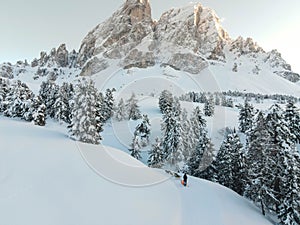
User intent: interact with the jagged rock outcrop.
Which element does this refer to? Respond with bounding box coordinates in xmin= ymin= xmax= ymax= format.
xmin=166 ymin=53 xmax=208 ymax=74
xmin=264 ymin=49 xmax=300 ymax=82
xmin=77 ymin=0 xmax=153 ymax=68
xmin=80 ymin=57 xmax=109 ymax=77
xmin=31 ymin=44 xmax=79 ymax=68
xmin=154 ymin=4 xmax=229 ymax=61
xmin=122 ymin=49 xmax=155 ymax=69
xmin=230 ymin=37 xmax=264 ymax=56
xmin=0 ymin=44 xmax=80 ymax=79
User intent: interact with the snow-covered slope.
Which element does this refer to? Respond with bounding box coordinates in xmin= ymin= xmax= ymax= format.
xmin=0 ymin=117 xmax=272 ymax=225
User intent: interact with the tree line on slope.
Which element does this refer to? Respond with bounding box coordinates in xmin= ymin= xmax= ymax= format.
xmin=148 ymin=90 xmax=300 ymax=225
xmin=180 ymin=90 xmax=299 ymax=106
xmin=0 ymin=77 xmax=141 ymax=144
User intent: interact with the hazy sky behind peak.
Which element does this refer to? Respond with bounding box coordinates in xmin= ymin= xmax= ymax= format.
xmin=0 ymin=0 xmax=299 ymax=73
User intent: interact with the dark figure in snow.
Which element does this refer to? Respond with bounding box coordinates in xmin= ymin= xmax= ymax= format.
xmin=182 ymin=173 xmax=188 ymax=186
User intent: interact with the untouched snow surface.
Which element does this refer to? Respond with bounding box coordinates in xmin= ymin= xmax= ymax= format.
xmin=0 ymin=117 xmax=272 ymax=225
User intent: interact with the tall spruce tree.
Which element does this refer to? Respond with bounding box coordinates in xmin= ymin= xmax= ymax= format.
xmin=278 ymin=150 xmax=300 ymax=225
xmin=245 ymin=111 xmax=272 ymax=216
xmin=239 ymin=100 xmax=255 ymax=133
xmin=187 ymin=128 xmax=214 ymax=178
xmin=158 ymin=90 xmax=173 ymax=114
xmin=39 ymin=79 xmax=59 ymax=118
xmin=190 ymin=106 xmax=206 ymax=153
xmin=32 ymin=96 xmax=46 ymax=126
xmin=102 ymin=88 xmax=115 ymax=122
xmin=53 ymin=82 xmax=73 ymax=123
xmin=264 ymin=104 xmax=295 ymax=213
xmin=215 ymin=129 xmax=246 ymax=195
xmin=181 ymin=109 xmax=193 ymax=160
xmin=284 ymin=101 xmax=300 ymax=144
xmin=161 ymin=97 xmax=184 ymax=169
xmin=204 ymin=94 xmax=215 ymax=116
xmin=69 ymin=79 xmax=103 ymax=144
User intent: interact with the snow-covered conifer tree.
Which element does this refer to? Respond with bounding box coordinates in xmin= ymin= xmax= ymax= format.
xmin=204 ymin=94 xmax=215 ymax=116
xmin=115 ymin=98 xmax=126 ymax=121
xmin=129 ymin=136 xmax=141 ymax=160
xmin=239 ymin=100 xmax=255 ymax=133
xmin=102 ymin=88 xmax=115 ymax=122
xmin=265 ymin=104 xmax=296 ymax=213
xmin=215 ymin=129 xmax=245 ymax=194
xmin=148 ymin=137 xmax=164 ymax=168
xmin=126 ymin=93 xmax=141 ymax=120
xmin=181 ymin=109 xmax=193 ymax=160
xmin=278 ymin=150 xmax=300 ymax=225
xmin=69 ymin=79 xmax=103 ymax=144
xmin=33 ymin=96 xmax=46 ymax=126
xmin=161 ymin=97 xmax=184 ymax=169
xmin=4 ymin=80 xmax=34 ymax=118
xmin=284 ymin=101 xmax=300 ymax=144
xmin=190 ymin=106 xmax=206 ymax=152
xmin=187 ymin=128 xmax=213 ymax=177
xmin=245 ymin=111 xmax=279 ymax=215
xmin=134 ymin=114 xmax=151 ymax=147
xmin=158 ymin=90 xmax=173 ymax=114
xmin=53 ymin=82 xmax=73 ymax=123
xmin=0 ymin=77 xmax=10 ymax=112
xmin=39 ymin=79 xmax=59 ymax=118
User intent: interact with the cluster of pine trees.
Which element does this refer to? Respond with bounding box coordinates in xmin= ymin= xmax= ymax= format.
xmin=0 ymin=77 xmax=46 ymax=126
xmin=147 ymin=90 xmax=214 ymax=171
xmin=114 ymin=93 xmax=142 ymax=121
xmin=0 ymin=77 xmax=117 ymax=144
xmin=180 ymin=91 xmax=234 ymax=109
xmin=190 ymin=100 xmax=300 ymax=224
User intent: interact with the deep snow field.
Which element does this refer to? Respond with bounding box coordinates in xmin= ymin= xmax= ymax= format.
xmin=0 ymin=116 xmax=273 ymax=225
xmin=2 ymin=64 xmax=298 ymax=224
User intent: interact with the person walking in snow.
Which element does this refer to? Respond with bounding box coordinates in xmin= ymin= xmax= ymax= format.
xmin=182 ymin=173 xmax=188 ymax=186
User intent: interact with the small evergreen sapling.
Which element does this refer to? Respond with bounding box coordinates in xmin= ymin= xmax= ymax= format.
xmin=126 ymin=93 xmax=141 ymax=120
xmin=115 ymin=98 xmax=126 ymax=121
xmin=129 ymin=136 xmax=141 ymax=160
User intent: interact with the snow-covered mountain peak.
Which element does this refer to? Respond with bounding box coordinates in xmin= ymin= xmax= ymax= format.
xmin=1 ymin=1 xmax=299 ymax=88
xmin=155 ymin=3 xmax=230 ymax=61
xmin=76 ymin=1 xmax=300 ymax=80
xmin=77 ymin=0 xmax=154 ymax=73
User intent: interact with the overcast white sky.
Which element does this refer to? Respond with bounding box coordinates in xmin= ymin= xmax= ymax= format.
xmin=0 ymin=0 xmax=299 ymax=73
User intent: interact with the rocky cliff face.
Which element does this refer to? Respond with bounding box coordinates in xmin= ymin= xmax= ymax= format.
xmin=1 ymin=1 xmax=299 ymax=83
xmin=0 ymin=44 xmax=80 ymax=79
xmin=77 ymin=0 xmax=154 ymax=76
xmin=76 ymin=1 xmax=299 ymax=82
